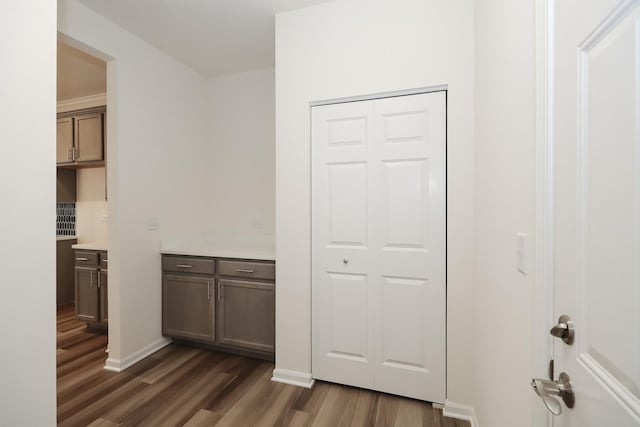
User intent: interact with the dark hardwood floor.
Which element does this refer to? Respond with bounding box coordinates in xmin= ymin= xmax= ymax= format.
xmin=57 ymin=306 xmax=470 ymax=427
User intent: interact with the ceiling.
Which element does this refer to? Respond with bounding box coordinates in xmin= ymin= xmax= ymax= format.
xmin=57 ymin=40 xmax=106 ymax=101
xmin=77 ymin=0 xmax=334 ymax=77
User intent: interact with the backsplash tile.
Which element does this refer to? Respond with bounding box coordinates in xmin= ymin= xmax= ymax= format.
xmin=56 ymin=202 xmax=76 ymax=236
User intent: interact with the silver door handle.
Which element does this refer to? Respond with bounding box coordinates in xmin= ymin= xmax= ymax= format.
xmin=550 ymin=315 xmax=574 ymax=345
xmin=175 ymin=264 xmax=193 ymax=269
xmin=67 ymin=148 xmax=72 ymax=161
xmin=73 ymin=147 xmax=78 ymax=161
xmin=235 ymin=269 xmax=254 ymax=273
xmin=97 ymin=272 xmax=101 ymax=288
xmin=76 ymin=257 xmax=89 ymax=261
xmin=217 ymin=282 xmax=222 ymax=301
xmin=531 ymin=372 xmax=574 ymax=415
xmin=207 ymin=281 xmax=210 ymax=300
xmin=90 ymin=272 xmax=94 ymax=288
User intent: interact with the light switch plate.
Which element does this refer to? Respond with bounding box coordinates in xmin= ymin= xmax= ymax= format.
xmin=516 ymin=232 xmax=527 ymax=275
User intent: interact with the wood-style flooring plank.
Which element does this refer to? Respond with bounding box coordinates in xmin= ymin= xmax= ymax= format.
xmin=183 ymin=409 xmax=224 ymax=427
xmin=57 ymin=307 xmax=470 ymax=427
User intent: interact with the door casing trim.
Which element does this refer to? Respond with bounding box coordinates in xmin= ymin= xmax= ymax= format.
xmin=309 ymin=85 xmax=448 ymax=107
xmin=533 ymin=1 xmax=554 ymax=426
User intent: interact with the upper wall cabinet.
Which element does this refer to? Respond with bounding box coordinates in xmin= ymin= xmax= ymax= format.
xmin=57 ymin=107 xmax=105 ymax=167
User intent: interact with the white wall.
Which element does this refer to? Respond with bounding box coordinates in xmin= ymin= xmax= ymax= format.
xmin=207 ymin=67 xmax=275 ymax=235
xmin=76 ymin=167 xmax=108 ymax=244
xmin=0 ymin=0 xmax=57 ymax=424
xmin=473 ymin=1 xmax=536 ymax=425
xmin=275 ymin=0 xmax=476 ymax=406
xmin=58 ymin=0 xmax=210 ymax=368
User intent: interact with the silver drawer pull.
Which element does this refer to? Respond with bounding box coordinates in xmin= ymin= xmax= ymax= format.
xmin=76 ymin=257 xmax=89 ymax=261
xmin=102 ymin=259 xmax=108 ymax=263
xmin=175 ymin=264 xmax=193 ymax=268
xmin=236 ymin=269 xmax=255 ymax=274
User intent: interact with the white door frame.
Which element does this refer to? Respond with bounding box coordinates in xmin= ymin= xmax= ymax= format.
xmin=533 ymin=0 xmax=554 ymax=425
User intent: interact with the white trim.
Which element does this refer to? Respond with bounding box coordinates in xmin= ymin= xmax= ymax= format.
xmin=309 ymin=85 xmax=447 ymax=107
xmin=57 ymin=93 xmax=106 ymax=113
xmin=271 ymin=368 xmax=316 ymax=388
xmin=532 ymin=1 xmax=555 ymax=427
xmin=103 ymin=337 xmax=171 ymax=372
xmin=578 ymin=0 xmax=640 ymax=51
xmin=443 ymin=400 xmax=479 ymax=427
xmin=578 ymin=354 xmax=640 ymax=421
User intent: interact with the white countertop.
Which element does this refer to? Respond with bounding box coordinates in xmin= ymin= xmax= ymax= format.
xmin=56 ymin=236 xmax=77 ymax=241
xmin=161 ymin=232 xmax=275 ymax=261
xmin=161 ymin=242 xmax=275 ymax=261
xmin=72 ymin=242 xmax=108 ymax=251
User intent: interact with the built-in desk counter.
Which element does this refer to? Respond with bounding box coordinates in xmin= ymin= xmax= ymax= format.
xmin=160 ymin=236 xmax=275 ymax=360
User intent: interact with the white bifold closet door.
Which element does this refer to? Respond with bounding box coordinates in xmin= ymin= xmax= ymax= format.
xmin=311 ymin=91 xmax=446 ymax=403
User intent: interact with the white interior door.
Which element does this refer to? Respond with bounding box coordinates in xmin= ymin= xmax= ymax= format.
xmin=311 ymin=91 xmax=446 ymax=403
xmin=551 ymin=0 xmax=640 ymax=425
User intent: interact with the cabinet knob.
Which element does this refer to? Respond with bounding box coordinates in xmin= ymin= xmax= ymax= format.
xmin=343 ymin=258 xmax=349 ymax=264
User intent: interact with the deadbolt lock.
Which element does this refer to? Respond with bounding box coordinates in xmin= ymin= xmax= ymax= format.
xmin=550 ymin=314 xmax=575 ymax=345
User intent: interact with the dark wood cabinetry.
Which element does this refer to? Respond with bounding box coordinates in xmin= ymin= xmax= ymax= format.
xmin=75 ymin=250 xmax=108 ymax=326
xmin=75 ymin=267 xmax=99 ymax=322
xmin=216 ymin=279 xmax=275 ymax=353
xmin=56 ymin=168 xmax=77 ymax=203
xmin=57 ymin=239 xmax=77 ymax=305
xmin=57 ymin=108 xmax=105 ymax=167
xmin=161 ymin=255 xmax=275 ymax=359
xmin=163 ymin=274 xmax=215 ymax=342
xmin=99 ymin=269 xmax=108 ymax=324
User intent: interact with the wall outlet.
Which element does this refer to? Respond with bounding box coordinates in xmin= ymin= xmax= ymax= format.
xmin=516 ymin=232 xmax=527 ymax=275
xmin=146 ymin=217 xmax=160 ymax=231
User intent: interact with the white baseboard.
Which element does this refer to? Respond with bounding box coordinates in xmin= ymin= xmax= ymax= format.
xmin=443 ymin=400 xmax=480 ymax=427
xmin=104 ymin=337 xmax=171 ymax=372
xmin=271 ymin=368 xmax=316 ymax=389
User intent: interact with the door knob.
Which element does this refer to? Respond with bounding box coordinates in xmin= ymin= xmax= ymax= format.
xmin=531 ymin=372 xmax=575 ymax=415
xmin=550 ymin=314 xmax=574 ymax=345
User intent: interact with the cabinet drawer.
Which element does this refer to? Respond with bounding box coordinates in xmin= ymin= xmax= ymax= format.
xmin=162 ymin=256 xmax=215 ymax=275
xmin=217 ymin=260 xmax=275 ymax=280
xmin=75 ymin=251 xmax=99 ymax=267
xmin=99 ymin=251 xmax=108 ymax=269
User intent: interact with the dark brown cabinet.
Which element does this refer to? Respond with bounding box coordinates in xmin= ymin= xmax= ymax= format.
xmin=162 ymin=256 xmax=215 ymax=342
xmin=75 ymin=267 xmax=99 ymax=322
xmin=56 ymin=168 xmax=77 ymax=203
xmin=75 ymin=250 xmax=108 ymax=326
xmin=57 ymin=239 xmax=77 ymax=306
xmin=57 ymin=108 xmax=105 ymax=167
xmin=163 ymin=274 xmax=215 ymax=342
xmin=161 ymin=255 xmax=275 ymax=359
xmin=99 ymin=269 xmax=108 ymax=324
xmin=56 ymin=117 xmax=74 ymax=164
xmin=216 ymin=279 xmax=275 ymax=353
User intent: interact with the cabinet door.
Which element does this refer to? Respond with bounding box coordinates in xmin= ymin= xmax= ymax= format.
xmin=216 ymin=279 xmax=275 ymax=353
xmin=56 ymin=239 xmax=76 ymax=305
xmin=74 ymin=113 xmax=103 ymax=162
xmin=163 ymin=274 xmax=214 ymax=342
xmin=56 ymin=168 xmax=77 ymax=203
xmin=75 ymin=268 xmax=99 ymax=322
xmin=99 ymin=270 xmax=108 ymax=324
xmin=56 ymin=117 xmax=74 ymax=164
